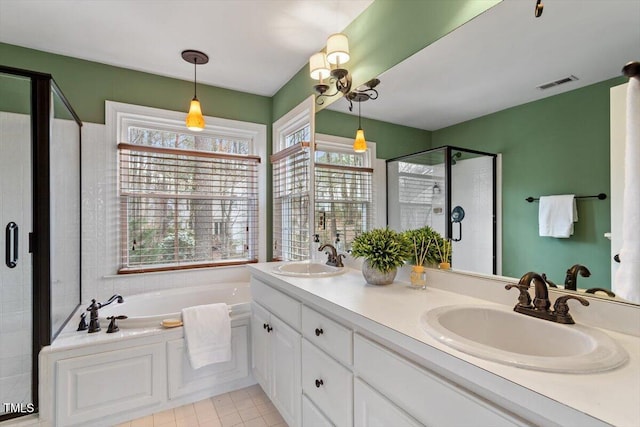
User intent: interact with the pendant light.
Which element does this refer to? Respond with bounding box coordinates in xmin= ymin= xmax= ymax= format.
xmin=182 ymin=50 xmax=209 ymax=131
xmin=353 ymin=100 xmax=367 ymax=153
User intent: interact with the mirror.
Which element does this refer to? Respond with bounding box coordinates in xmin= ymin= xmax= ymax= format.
xmin=328 ymin=1 xmax=640 ymax=303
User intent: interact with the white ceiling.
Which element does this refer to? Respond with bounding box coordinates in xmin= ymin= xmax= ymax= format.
xmin=329 ymin=0 xmax=640 ymax=130
xmin=0 ymin=0 xmax=373 ymax=96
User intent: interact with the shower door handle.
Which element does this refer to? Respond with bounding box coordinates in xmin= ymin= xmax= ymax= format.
xmin=5 ymin=222 xmax=18 ymax=268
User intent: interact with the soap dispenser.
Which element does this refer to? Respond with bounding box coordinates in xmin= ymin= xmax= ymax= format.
xmin=312 ymin=234 xmax=321 ymax=262
xmin=335 ymin=233 xmax=343 ymax=252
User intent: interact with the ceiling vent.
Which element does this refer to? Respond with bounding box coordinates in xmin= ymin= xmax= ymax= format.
xmin=537 ymin=75 xmax=579 ymax=90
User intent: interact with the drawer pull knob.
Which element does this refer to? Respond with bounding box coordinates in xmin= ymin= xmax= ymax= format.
xmin=263 ymin=323 xmax=273 ymax=332
xmin=315 ymin=328 xmax=324 ymax=336
xmin=315 ymin=379 xmax=324 ymax=388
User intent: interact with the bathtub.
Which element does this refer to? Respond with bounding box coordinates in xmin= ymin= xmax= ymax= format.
xmin=43 ymin=282 xmax=255 ymax=427
xmin=99 ymin=282 xmax=251 ymax=328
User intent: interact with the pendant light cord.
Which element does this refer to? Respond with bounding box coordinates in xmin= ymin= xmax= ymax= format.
xmin=358 ymin=101 xmax=362 ymax=129
xmin=193 ymin=58 xmax=198 ymax=99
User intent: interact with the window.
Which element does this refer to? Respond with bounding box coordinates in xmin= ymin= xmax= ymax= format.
xmin=271 ymin=98 xmax=374 ymax=261
xmin=113 ymin=103 xmax=265 ymax=273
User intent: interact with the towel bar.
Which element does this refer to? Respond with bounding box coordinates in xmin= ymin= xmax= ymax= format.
xmin=526 ymin=193 xmax=607 ymax=203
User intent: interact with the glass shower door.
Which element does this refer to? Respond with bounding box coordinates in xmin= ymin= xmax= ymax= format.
xmin=0 ymin=72 xmax=33 ymax=418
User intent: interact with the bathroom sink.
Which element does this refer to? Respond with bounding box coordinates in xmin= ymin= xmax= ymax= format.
xmin=272 ymin=261 xmax=345 ymax=278
xmin=420 ymin=305 xmax=628 ymax=373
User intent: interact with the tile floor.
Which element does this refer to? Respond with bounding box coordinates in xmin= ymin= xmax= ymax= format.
xmin=114 ymin=385 xmax=287 ymax=427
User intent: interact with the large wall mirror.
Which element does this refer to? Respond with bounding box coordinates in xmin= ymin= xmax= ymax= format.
xmin=332 ymin=1 xmax=640 ymax=304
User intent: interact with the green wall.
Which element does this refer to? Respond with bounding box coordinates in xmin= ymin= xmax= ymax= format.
xmin=0 ymin=42 xmax=272 ymax=126
xmin=272 ymin=0 xmax=501 ymax=122
xmin=432 ymin=77 xmax=625 ymax=288
xmin=316 ymin=109 xmax=430 ymax=159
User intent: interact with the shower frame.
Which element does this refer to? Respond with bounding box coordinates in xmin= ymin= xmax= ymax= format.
xmin=0 ymin=65 xmax=82 ymax=421
xmin=386 ymin=145 xmax=498 ymax=274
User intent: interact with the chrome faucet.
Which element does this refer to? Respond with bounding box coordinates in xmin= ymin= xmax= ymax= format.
xmin=506 ymin=271 xmax=590 ymax=324
xmin=564 ymin=264 xmax=591 ymax=291
xmin=318 ymin=243 xmax=345 ymax=267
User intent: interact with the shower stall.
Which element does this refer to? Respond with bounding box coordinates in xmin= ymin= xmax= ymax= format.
xmin=387 ymin=146 xmax=497 ymax=275
xmin=0 ymin=66 xmax=81 ymax=421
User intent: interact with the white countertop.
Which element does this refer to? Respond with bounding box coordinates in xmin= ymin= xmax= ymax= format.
xmin=248 ymin=262 xmax=640 ymax=426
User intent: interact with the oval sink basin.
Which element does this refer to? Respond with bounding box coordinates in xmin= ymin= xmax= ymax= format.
xmin=272 ymin=261 xmax=345 ymax=278
xmin=421 ymin=305 xmax=628 ymax=373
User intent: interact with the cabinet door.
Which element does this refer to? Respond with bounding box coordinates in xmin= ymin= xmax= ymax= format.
xmin=354 ymin=379 xmax=421 ymax=427
xmin=251 ymin=302 xmax=271 ymax=390
xmin=270 ymin=314 xmax=301 ymax=427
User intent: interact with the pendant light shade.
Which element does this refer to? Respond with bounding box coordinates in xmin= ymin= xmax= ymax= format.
xmin=186 ymin=97 xmax=205 ymax=131
xmin=353 ymin=101 xmax=367 ymax=152
xmin=353 ymin=128 xmax=366 ymax=152
xmin=182 ymin=49 xmax=209 ymax=132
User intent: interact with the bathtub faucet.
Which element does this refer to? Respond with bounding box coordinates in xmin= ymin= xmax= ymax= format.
xmin=101 ymin=294 xmax=124 ymax=307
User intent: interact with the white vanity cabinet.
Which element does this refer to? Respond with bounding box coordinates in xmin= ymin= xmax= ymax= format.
xmin=251 ymin=278 xmax=302 ymax=427
xmin=300 ymin=305 xmax=354 ymax=426
xmin=354 ymin=334 xmax=523 ymax=426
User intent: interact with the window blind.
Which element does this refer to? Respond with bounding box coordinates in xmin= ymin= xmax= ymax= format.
xmin=314 ymin=162 xmax=373 ymax=251
xmin=118 ymin=142 xmax=259 ymax=272
xmin=271 ymin=142 xmax=311 ymax=261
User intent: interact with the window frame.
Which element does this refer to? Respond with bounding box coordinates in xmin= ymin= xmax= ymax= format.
xmin=107 ymin=101 xmax=267 ymax=273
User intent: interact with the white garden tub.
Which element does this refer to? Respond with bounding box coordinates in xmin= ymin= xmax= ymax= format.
xmin=99 ymin=282 xmax=251 ymax=328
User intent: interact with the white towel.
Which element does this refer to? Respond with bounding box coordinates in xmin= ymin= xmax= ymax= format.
xmin=538 ymin=195 xmax=577 ymax=238
xmin=182 ymin=303 xmax=231 ymax=369
xmin=614 ymin=76 xmax=640 ymax=303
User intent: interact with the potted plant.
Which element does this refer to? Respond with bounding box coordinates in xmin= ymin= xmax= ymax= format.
xmin=350 ymin=228 xmax=411 ymax=285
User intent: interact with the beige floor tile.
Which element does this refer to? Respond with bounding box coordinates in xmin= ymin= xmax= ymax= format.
xmin=131 ymin=415 xmax=154 ymax=427
xmin=250 ymin=394 xmax=270 ymax=407
xmin=155 ymin=421 xmax=177 ymax=427
xmin=195 ymin=398 xmax=219 ymax=421
xmin=211 ymin=393 xmax=233 ymax=407
xmin=219 ymin=411 xmax=243 ymax=427
xmin=234 ymin=397 xmax=256 ymax=411
xmin=243 ymin=417 xmax=268 ymax=427
xmin=214 ymin=402 xmax=238 ymax=417
xmin=174 ymin=404 xmax=197 ymax=420
xmin=238 ymin=406 xmax=261 ymax=422
xmin=175 ymin=416 xmax=200 ymax=427
xmin=270 ymin=423 xmax=288 ymax=427
xmin=245 ymin=384 xmax=265 ymax=397
xmin=229 ymin=389 xmax=251 ymax=403
xmin=153 ymin=409 xmax=176 ymax=425
xmin=255 ymin=402 xmax=277 ymax=416
xmin=262 ymin=411 xmax=285 ymax=427
xmin=198 ymin=417 xmax=223 ymax=427
xmin=113 ymin=423 xmax=132 ymax=427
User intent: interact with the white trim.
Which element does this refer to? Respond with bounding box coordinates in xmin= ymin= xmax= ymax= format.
xmin=105 ymin=100 xmax=267 ymax=265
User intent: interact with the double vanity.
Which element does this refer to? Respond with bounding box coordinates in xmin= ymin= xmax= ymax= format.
xmin=248 ymin=261 xmax=640 ymax=426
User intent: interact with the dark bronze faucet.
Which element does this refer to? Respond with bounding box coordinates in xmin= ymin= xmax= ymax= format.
xmin=506 ymin=272 xmax=590 ymax=324
xmin=564 ymin=264 xmax=591 ymax=291
xmin=318 ymin=243 xmax=345 ymax=267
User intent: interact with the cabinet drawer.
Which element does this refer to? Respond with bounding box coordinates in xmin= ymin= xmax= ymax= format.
xmin=251 ymin=277 xmax=301 ymax=330
xmin=302 ymin=339 xmax=353 ymax=427
xmin=354 ymin=334 xmax=519 ymax=427
xmin=354 ymin=378 xmax=421 ymax=427
xmin=302 ymin=394 xmax=334 ymax=427
xmin=302 ymin=305 xmax=353 ymax=365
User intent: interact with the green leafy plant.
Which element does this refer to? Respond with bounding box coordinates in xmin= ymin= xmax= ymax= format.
xmin=403 ymin=226 xmax=449 ymax=266
xmin=350 ymin=228 xmax=411 ymax=273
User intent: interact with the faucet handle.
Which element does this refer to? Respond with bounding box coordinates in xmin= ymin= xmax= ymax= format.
xmin=505 ymin=284 xmax=533 ymax=308
xmin=553 ymin=295 xmax=590 ymax=324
